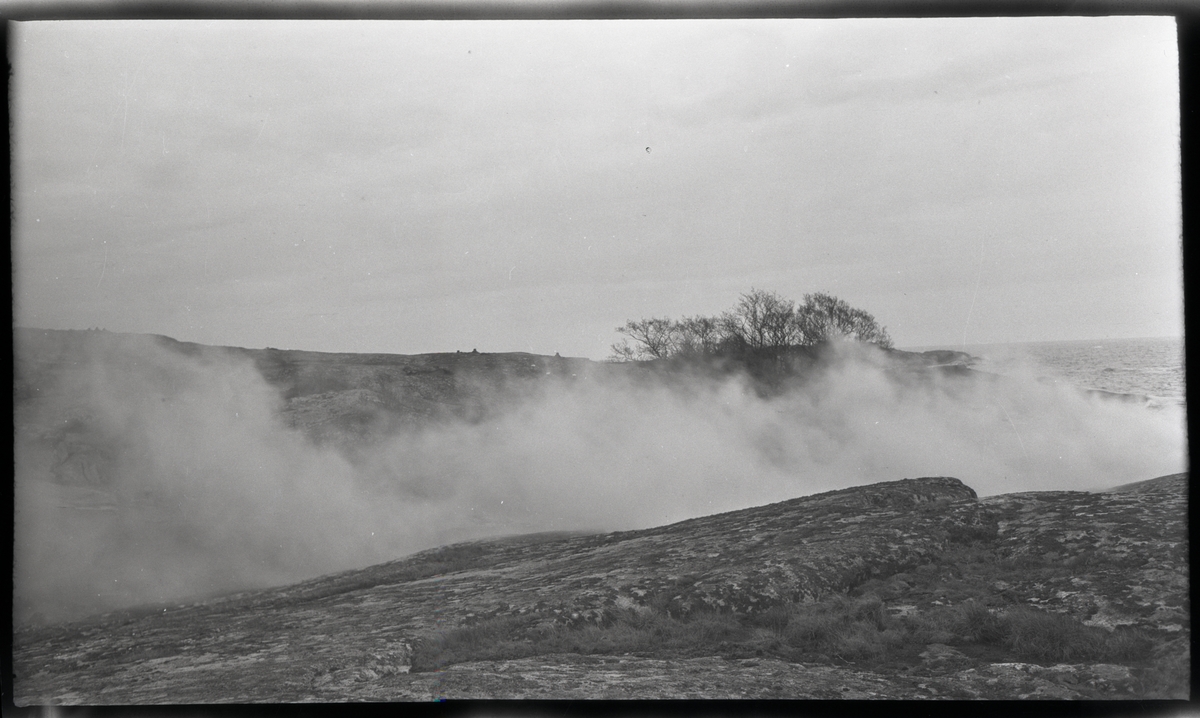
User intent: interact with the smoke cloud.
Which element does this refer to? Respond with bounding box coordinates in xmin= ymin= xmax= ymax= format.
xmin=13 ymin=336 xmax=1186 ymax=624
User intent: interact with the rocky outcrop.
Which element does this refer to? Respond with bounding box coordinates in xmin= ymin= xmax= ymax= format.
xmin=974 ymin=473 xmax=1190 ymax=689
xmin=11 ymin=473 xmax=1187 ymax=703
xmin=979 ymin=473 xmax=1188 ymax=634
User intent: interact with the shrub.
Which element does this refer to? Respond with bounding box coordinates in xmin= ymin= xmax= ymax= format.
xmin=1000 ymin=608 xmax=1152 ymax=663
xmin=410 ymin=614 xmax=536 ymax=671
xmin=747 ymin=604 xmax=791 ymax=634
xmin=779 ymin=595 xmax=896 ymax=659
xmin=950 ymin=600 xmax=1007 ymax=643
xmin=834 ymin=626 xmax=888 ymax=660
xmin=782 ymin=612 xmax=839 ymax=654
xmin=847 ymin=595 xmax=889 ymax=631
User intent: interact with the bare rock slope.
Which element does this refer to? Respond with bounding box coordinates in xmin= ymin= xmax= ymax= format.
xmin=12 ymin=473 xmax=1188 ymax=702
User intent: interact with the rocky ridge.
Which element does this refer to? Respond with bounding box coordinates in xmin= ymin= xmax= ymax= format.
xmin=11 ymin=473 xmax=1188 ymax=702
xmin=14 ymin=328 xmax=977 ymax=462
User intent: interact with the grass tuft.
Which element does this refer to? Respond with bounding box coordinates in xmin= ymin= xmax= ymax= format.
xmin=949 ymin=600 xmax=1007 ymax=643
xmin=999 ymin=607 xmax=1153 ymax=663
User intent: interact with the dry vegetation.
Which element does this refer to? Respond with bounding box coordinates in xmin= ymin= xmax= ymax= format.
xmin=410 ymin=541 xmax=1165 ymax=688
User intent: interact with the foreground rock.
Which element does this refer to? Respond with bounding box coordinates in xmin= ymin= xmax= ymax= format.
xmin=348 ymin=654 xmax=1144 ymax=700
xmin=12 ymin=474 xmax=1188 ymax=703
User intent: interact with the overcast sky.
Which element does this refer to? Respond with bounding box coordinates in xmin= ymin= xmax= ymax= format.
xmin=12 ymin=17 xmax=1181 ymax=358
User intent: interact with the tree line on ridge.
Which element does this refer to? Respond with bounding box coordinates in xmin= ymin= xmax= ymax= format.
xmin=610 ymin=289 xmax=893 ymax=362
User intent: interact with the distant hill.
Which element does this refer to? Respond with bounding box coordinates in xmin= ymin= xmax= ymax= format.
xmin=13 ymin=327 xmax=979 ymax=463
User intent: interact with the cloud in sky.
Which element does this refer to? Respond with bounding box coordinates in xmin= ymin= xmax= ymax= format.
xmin=13 ymin=17 xmax=1181 ymax=357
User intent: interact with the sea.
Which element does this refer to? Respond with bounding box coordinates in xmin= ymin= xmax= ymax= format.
xmin=912 ymin=337 xmax=1186 ymax=408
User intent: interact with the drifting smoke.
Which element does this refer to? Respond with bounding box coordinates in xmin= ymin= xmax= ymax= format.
xmin=13 ymin=335 xmax=1187 ymax=624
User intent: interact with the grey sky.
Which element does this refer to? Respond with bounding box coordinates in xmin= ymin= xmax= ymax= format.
xmin=12 ymin=17 xmax=1181 ymax=357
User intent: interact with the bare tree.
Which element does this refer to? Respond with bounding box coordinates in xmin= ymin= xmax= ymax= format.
xmin=761 ymin=293 xmax=798 ymax=347
xmin=675 ymin=315 xmax=723 ymax=355
xmin=609 ymin=317 xmax=679 ymax=360
xmin=610 ymin=289 xmax=893 ymax=361
xmin=720 ymin=289 xmax=797 ymax=349
xmin=793 ymin=292 xmax=893 ymax=348
xmin=608 ymin=340 xmax=640 ymax=362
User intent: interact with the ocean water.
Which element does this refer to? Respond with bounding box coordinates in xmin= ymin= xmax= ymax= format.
xmin=938 ymin=337 xmax=1186 ymax=407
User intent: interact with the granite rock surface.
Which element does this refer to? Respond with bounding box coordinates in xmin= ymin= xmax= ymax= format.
xmin=12 ymin=474 xmax=1187 ymax=703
